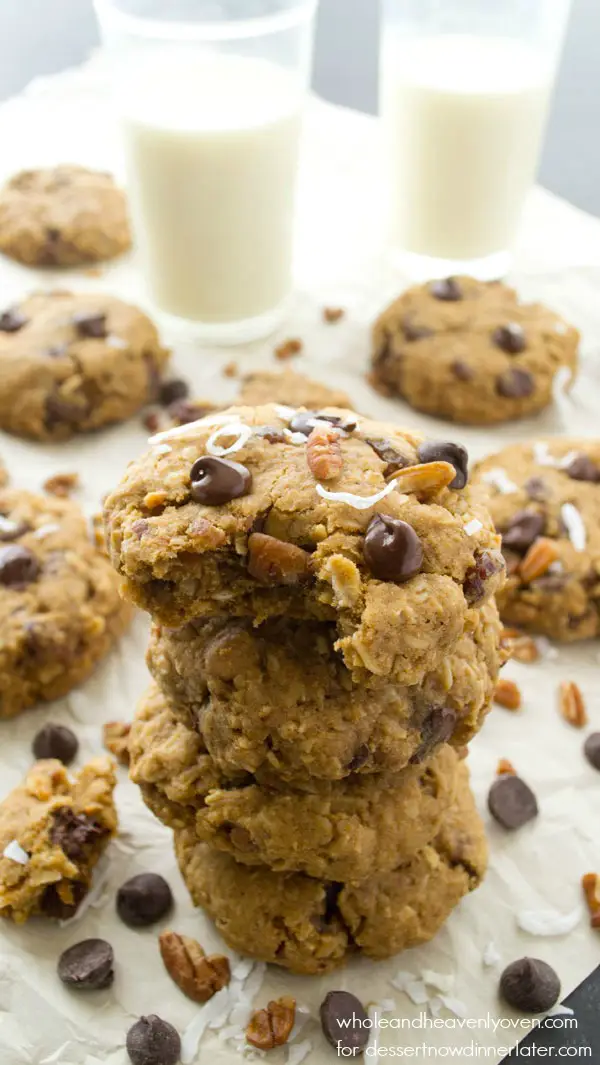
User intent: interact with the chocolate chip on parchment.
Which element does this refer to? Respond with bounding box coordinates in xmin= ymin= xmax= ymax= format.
xmin=73 ymin=311 xmax=107 ymax=339
xmin=402 ymin=316 xmax=433 ymax=341
xmin=496 ymin=367 xmax=535 ymax=399
xmin=492 ymin=323 xmax=527 ymax=354
xmin=565 ymin=453 xmax=600 ymax=483
xmin=158 ymin=379 xmax=189 ymax=407
xmin=0 ymin=544 xmax=40 ymax=587
xmin=430 ymin=277 xmax=462 ymax=302
xmin=488 ymin=775 xmax=538 ymax=830
xmin=50 ymin=809 xmax=105 ymax=860
xmin=32 ymin=723 xmax=79 ymax=765
xmin=502 ymin=510 xmax=545 ymax=554
xmin=584 ymin=732 xmax=600 ymax=771
xmin=190 ymin=456 xmax=252 ymax=506
xmin=364 ymin=515 xmax=423 ymax=583
xmin=57 ymin=938 xmax=114 ymax=991
xmin=126 ymin=1015 xmax=181 ymax=1065
xmin=116 ymin=872 xmax=173 ymax=928
xmin=452 ymin=359 xmax=474 ymax=382
xmin=500 ymin=958 xmax=560 ymax=1014
xmin=0 ymin=307 xmax=27 ymax=333
xmin=320 ymin=990 xmax=369 ymax=1054
xmin=417 ymin=440 xmax=469 ymax=489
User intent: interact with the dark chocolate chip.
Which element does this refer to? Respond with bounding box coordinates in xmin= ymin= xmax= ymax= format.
xmin=500 ymin=958 xmax=560 ymax=1014
xmin=463 ymin=550 xmax=504 ymax=604
xmin=320 ymin=991 xmax=369 ymax=1054
xmin=0 ymin=307 xmax=28 ymax=333
xmin=502 ymin=510 xmax=546 ymax=554
xmin=45 ymin=391 xmax=89 ymax=428
xmin=323 ymin=882 xmax=343 ymax=924
xmin=430 ymin=277 xmax=462 ymax=302
xmin=0 ymin=544 xmax=40 ymax=587
xmin=0 ymin=516 xmax=30 ymax=542
xmin=488 ymin=775 xmax=538 ymax=830
xmin=492 ymin=323 xmax=527 ymax=354
xmin=58 ymin=938 xmax=114 ymax=991
xmin=42 ymin=880 xmax=87 ymax=919
xmin=347 ymin=744 xmax=370 ymax=772
xmin=116 ymin=873 xmax=173 ymax=928
xmin=50 ymin=808 xmax=105 ymax=860
xmin=190 ymin=456 xmax=252 ymax=506
xmin=417 ymin=440 xmax=469 ymax=489
xmin=255 ymin=425 xmax=287 ymax=444
xmin=565 ymin=453 xmax=600 ymax=483
xmin=168 ymin=400 xmax=213 ymax=426
xmin=496 ymin=367 xmax=535 ymax=399
xmin=410 ymin=708 xmax=457 ymax=764
xmin=402 ymin=316 xmax=433 ymax=341
xmin=73 ymin=311 xmax=107 ymax=339
xmin=32 ymin=723 xmax=79 ymax=765
xmin=452 ymin=359 xmax=474 ymax=382
xmin=364 ymin=515 xmax=423 ymax=583
xmin=584 ymin=732 xmax=600 ymax=771
xmin=158 ymin=379 xmax=189 ymax=407
xmin=126 ymin=1015 xmax=181 ymax=1065
xmin=316 ymin=410 xmax=358 ymax=433
xmin=365 ymin=438 xmax=411 ymax=476
xmin=524 ymin=476 xmax=549 ymax=502
xmin=289 ymin=410 xmax=356 ymax=437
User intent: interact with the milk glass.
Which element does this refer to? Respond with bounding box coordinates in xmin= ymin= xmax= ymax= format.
xmin=94 ymin=0 xmax=318 ymax=342
xmin=381 ymin=0 xmax=573 ymax=279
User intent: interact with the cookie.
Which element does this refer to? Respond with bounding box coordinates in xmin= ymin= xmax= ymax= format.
xmin=0 ymin=165 xmax=131 ymax=266
xmin=0 ymin=290 xmax=170 ymax=440
xmin=238 ymin=369 xmax=352 ymax=410
xmin=474 ymin=439 xmax=600 ymax=641
xmin=371 ymin=277 xmax=579 ymax=425
xmin=104 ymin=404 xmax=504 ymax=686
xmin=0 ymin=458 xmax=7 ymax=487
xmin=129 ymin=683 xmax=460 ymax=880
xmin=174 ymin=765 xmax=486 ymax=974
xmin=146 ymin=602 xmax=501 ymax=786
xmin=0 ymin=488 xmax=131 ymax=718
xmin=0 ymin=757 xmax=117 ymax=922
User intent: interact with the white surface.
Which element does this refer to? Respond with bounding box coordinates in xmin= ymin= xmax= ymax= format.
xmin=1 ymin=53 xmax=600 ymax=1065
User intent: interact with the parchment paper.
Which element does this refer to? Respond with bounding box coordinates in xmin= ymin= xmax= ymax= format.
xmin=0 ymin=53 xmax=599 ymax=1065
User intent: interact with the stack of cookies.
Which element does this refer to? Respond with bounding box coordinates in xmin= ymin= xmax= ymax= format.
xmin=104 ymin=403 xmax=506 ymax=974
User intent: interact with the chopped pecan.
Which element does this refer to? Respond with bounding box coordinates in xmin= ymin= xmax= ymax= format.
xmin=581 ymin=873 xmax=600 ymax=928
xmin=494 ymin=678 xmax=522 ymax=711
xmin=558 ymin=681 xmax=588 ymax=728
xmin=274 ymin=338 xmax=303 ymax=361
xmin=222 ymin=360 xmax=238 ymax=378
xmin=246 ymin=996 xmax=296 ymax=1050
xmin=389 ymin=460 xmax=456 ymax=497
xmin=306 ymin=423 xmax=343 ymax=482
xmin=247 ymin=533 xmax=311 ymax=585
xmin=323 ymin=306 xmax=345 ymax=323
xmin=43 ymin=472 xmax=80 ymax=498
xmin=102 ymin=721 xmax=131 ymax=765
xmin=159 ymin=930 xmax=230 ymax=1003
xmin=518 ymin=537 xmax=560 ymax=583
xmin=497 ymin=758 xmax=517 ymax=776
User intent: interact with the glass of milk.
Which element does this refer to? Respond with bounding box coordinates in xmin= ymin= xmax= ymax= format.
xmin=381 ymin=0 xmax=573 ymax=279
xmin=94 ymin=0 xmax=318 ymax=342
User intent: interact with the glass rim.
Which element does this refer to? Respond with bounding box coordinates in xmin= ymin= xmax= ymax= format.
xmin=93 ymin=0 xmax=319 ymax=41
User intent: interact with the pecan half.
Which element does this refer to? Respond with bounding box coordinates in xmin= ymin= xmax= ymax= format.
xmin=274 ymin=338 xmax=302 ymax=360
xmin=246 ymin=996 xmax=296 ymax=1050
xmin=558 ymin=681 xmax=587 ymax=728
xmin=581 ymin=873 xmax=600 ymax=928
xmin=323 ymin=306 xmax=345 ymax=323
xmin=102 ymin=721 xmax=131 ymax=765
xmin=247 ymin=533 xmax=311 ymax=585
xmin=389 ymin=460 xmax=456 ymax=497
xmin=159 ymin=931 xmax=230 ymax=1003
xmin=306 ymin=424 xmax=343 ymax=482
xmin=518 ymin=537 xmax=560 ymax=583
xmin=494 ymin=678 xmax=521 ymax=711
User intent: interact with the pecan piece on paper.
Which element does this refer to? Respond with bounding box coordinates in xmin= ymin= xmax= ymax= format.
xmin=159 ymin=930 xmax=230 ymax=1003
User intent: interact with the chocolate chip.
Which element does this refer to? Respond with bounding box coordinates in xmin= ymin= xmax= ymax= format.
xmin=289 ymin=410 xmax=356 ymax=437
xmin=502 ymin=510 xmax=545 ymax=553
xmin=320 ymin=991 xmax=369 ymax=1054
xmin=496 ymin=367 xmax=535 ymax=399
xmin=42 ymin=880 xmax=87 ymax=919
xmin=410 ymin=708 xmax=457 ymax=764
xmin=532 ymin=574 xmax=568 ymax=593
xmin=116 ymin=873 xmax=173 ymax=928
xmin=430 ymin=277 xmax=462 ymax=301
xmin=316 ymin=411 xmax=357 ymax=433
xmin=126 ymin=1016 xmax=181 ymax=1065
xmin=168 ymin=399 xmax=212 ymax=426
xmin=463 ymin=550 xmax=503 ymax=604
xmin=158 ymin=379 xmax=189 ymax=407
xmin=492 ymin=323 xmax=527 ymax=354
xmin=488 ymin=775 xmax=538 ymax=830
xmin=50 ymin=808 xmax=105 ymax=860
xmin=452 ymin=359 xmax=474 ymax=382
xmin=364 ymin=515 xmax=423 ymax=583
xmin=524 ymin=476 xmax=549 ymax=502
xmin=58 ymin=938 xmax=114 ymax=991
xmin=255 ymin=425 xmax=287 ymax=444
xmin=0 ymin=307 xmax=27 ymax=332
xmin=347 ymin=744 xmax=370 ymax=772
xmin=402 ymin=316 xmax=433 ymax=341
xmin=565 ymin=453 xmax=600 ymax=483
xmin=365 ymin=438 xmax=410 ymax=476
xmin=500 ymin=958 xmax=560 ymax=1014
xmin=0 ymin=516 xmax=30 ymax=542
xmin=417 ymin=440 xmax=469 ymax=489
xmin=190 ymin=456 xmax=252 ymax=506
xmin=73 ymin=311 xmax=107 ymax=339
xmin=584 ymin=732 xmax=600 ymax=771
xmin=32 ymin=724 xmax=79 ymax=765
xmin=45 ymin=391 xmax=89 ymax=428
xmin=0 ymin=544 xmax=40 ymax=587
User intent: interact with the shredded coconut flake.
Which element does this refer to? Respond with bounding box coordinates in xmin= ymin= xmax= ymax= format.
xmin=517 ymin=906 xmax=582 ymax=936
xmin=464 ymin=519 xmax=483 ymax=536
xmin=561 ymin=502 xmax=586 ymax=550
xmin=33 ymin=523 xmax=60 ymax=539
xmin=287 ymin=1041 xmax=312 ymax=1065
xmin=482 ymin=941 xmax=501 ymax=967
xmin=283 ymin=429 xmax=309 ymax=446
xmin=152 ymin=442 xmax=172 ymax=455
xmin=390 ymin=971 xmax=430 ymax=1005
xmin=534 ymin=636 xmax=559 ymax=661
xmin=437 ymin=995 xmax=468 ymax=1018
xmin=206 ymin=422 xmax=253 ymax=457
xmin=149 ymin=411 xmax=241 ymax=444
xmin=316 ymin=480 xmax=407 ymax=511
xmin=558 ymin=450 xmax=579 ymax=469
xmin=0 ymin=516 xmax=21 ymax=535
xmin=181 ymin=987 xmax=232 ymax=1063
xmin=232 ymin=958 xmax=254 ymax=982
xmin=547 ymin=1004 xmax=574 ymax=1017
xmin=274 ymin=404 xmax=297 ymax=419
xmin=2 ymin=840 xmax=29 ymax=865
xmin=481 ymin=468 xmax=518 ymax=494
xmin=421 ymin=970 xmax=455 ymax=995
xmin=553 ymin=365 xmax=574 ymax=397
xmin=533 ymin=442 xmax=558 ymax=467
xmin=428 ymin=997 xmax=444 ymax=1019
xmin=107 ymin=334 xmax=127 ymax=349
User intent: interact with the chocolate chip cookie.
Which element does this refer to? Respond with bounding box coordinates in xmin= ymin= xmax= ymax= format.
xmin=174 ymin=763 xmax=486 ymax=974
xmin=0 ymin=290 xmax=170 ymax=440
xmin=0 ymin=165 xmax=131 ymax=266
xmin=0 ymin=757 xmax=117 ymax=922
xmin=130 ymin=683 xmax=460 ymax=881
xmin=238 ymin=369 xmax=352 ymax=410
xmin=371 ymin=277 xmax=579 ymax=425
xmin=0 ymin=488 xmax=131 ymax=718
xmin=104 ymin=404 xmax=504 ymax=685
xmin=474 ymin=439 xmax=600 ymax=641
xmin=146 ymin=601 xmax=501 ymax=786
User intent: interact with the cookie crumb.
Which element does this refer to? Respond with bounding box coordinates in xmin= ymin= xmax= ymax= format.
xmin=323 ymin=306 xmax=345 ymax=323
xmin=222 ymin=360 xmax=238 ymax=378
xmin=493 ymin=678 xmax=521 ymax=711
xmin=559 ymin=681 xmax=587 ymax=728
xmin=43 ymin=472 xmax=79 ymax=498
xmin=496 ymin=758 xmax=516 ymax=776
xmin=274 ymin=338 xmax=303 ymax=361
xmin=103 ymin=721 xmax=131 ymax=765
xmin=581 ymin=873 xmax=600 ymax=928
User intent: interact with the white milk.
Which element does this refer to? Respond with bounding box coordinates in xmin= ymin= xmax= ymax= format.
xmin=381 ymin=35 xmax=553 ymax=261
xmin=122 ymin=54 xmax=303 ymax=324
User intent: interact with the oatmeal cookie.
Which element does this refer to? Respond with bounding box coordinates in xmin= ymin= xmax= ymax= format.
xmin=238 ymin=369 xmax=352 ymax=410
